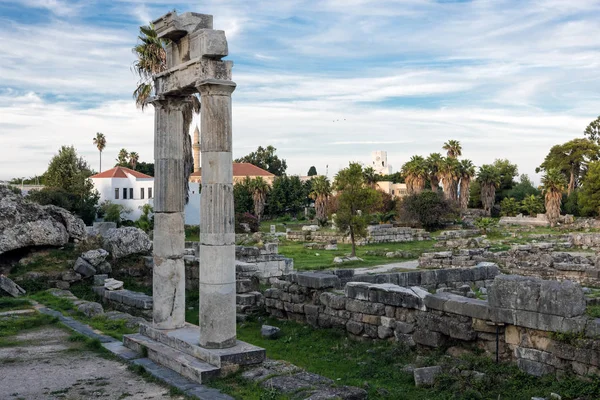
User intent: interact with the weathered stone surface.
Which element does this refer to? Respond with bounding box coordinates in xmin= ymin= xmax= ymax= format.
xmin=290 ymin=272 xmax=339 ymax=289
xmin=77 ymin=301 xmax=104 ymax=317
xmin=414 ymin=366 xmax=442 ymax=387
xmin=93 ymin=274 xmax=108 ymax=286
xmin=102 ymin=227 xmax=152 ymax=259
xmin=261 ymin=325 xmax=281 ymax=339
xmin=81 ymin=249 xmax=109 ymax=267
xmin=73 ymin=257 xmax=96 ymax=278
xmin=104 ymin=278 xmax=124 ymax=291
xmin=61 ymin=270 xmax=82 ymax=283
xmin=413 ymin=329 xmax=445 ymax=347
xmin=517 ymin=359 xmax=554 ymax=376
xmin=0 ymin=275 xmax=26 ymax=297
xmin=538 ymin=280 xmax=586 ymax=317
xmin=0 ymin=187 xmax=85 ymax=255
xmin=95 ymin=261 xmax=112 ymax=274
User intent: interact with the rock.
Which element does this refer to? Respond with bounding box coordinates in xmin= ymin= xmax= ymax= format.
xmin=333 ymin=256 xmax=363 ymax=264
xmin=414 ymin=366 xmax=442 ymax=387
xmin=0 ymin=275 xmax=26 ymax=297
xmin=61 ymin=270 xmax=82 ymax=283
xmin=55 ymin=281 xmax=70 ymax=289
xmin=73 ymin=257 xmax=97 ymax=278
xmin=93 ymin=274 xmax=108 ymax=286
xmin=104 ymin=278 xmax=124 ymax=291
xmin=324 ymin=244 xmax=338 ymax=251
xmin=550 ymin=393 xmax=561 ymax=400
xmin=103 ymin=311 xmax=145 ymax=329
xmin=0 ymin=186 xmax=85 ymax=255
xmin=302 ymin=225 xmax=320 ymax=232
xmin=77 ymin=301 xmax=104 ymax=317
xmin=102 ymin=227 xmax=152 ymax=259
xmin=95 ymin=261 xmax=112 ymax=274
xmin=90 ymin=222 xmax=117 ymax=238
xmin=80 ymin=249 xmax=109 ymax=267
xmin=261 ymin=325 xmax=281 ymax=339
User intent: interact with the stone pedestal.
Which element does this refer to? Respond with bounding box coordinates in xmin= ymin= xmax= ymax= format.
xmin=198 ymin=80 xmax=237 ymax=349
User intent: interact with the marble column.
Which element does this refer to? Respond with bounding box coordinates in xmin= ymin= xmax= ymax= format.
xmin=152 ymin=96 xmax=187 ymax=330
xmin=197 ymin=79 xmax=237 ymax=349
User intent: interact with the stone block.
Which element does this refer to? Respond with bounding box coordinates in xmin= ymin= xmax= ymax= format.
xmin=443 ymin=297 xmax=491 ymax=320
xmin=517 ymin=359 xmax=554 ymax=376
xmin=363 ymin=324 xmax=378 ymax=338
xmin=289 ymin=272 xmax=339 ymax=289
xmin=77 ymin=301 xmax=104 ymax=317
xmin=73 ymin=257 xmax=96 ymax=278
xmin=395 ymin=321 xmax=415 ymax=334
xmin=378 ymin=325 xmax=393 ymax=339
xmin=488 ymin=275 xmax=541 ymax=312
xmin=261 ymin=325 xmax=281 ymax=339
xmin=413 ymin=329 xmax=445 ymax=347
xmin=344 ymin=282 xmax=371 ymax=300
xmin=369 ymin=284 xmax=425 ymax=310
xmin=236 ymin=279 xmax=257 ymax=294
xmin=414 ymin=366 xmax=442 ymax=387
xmin=345 ymin=299 xmax=385 ymax=315
xmin=61 ymin=270 xmax=82 ymax=283
xmin=93 ymin=274 xmax=108 ymax=286
xmin=538 ymin=280 xmax=586 ymax=317
xmin=346 ymin=320 xmax=364 ymax=335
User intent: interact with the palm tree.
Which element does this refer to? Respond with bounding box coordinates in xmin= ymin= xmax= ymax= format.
xmin=438 ymin=157 xmax=461 ymax=203
xmin=477 ymin=165 xmax=500 ymax=215
xmin=93 ymin=132 xmax=106 ymax=172
xmin=309 ymin=175 xmax=332 ymax=223
xmin=362 ymin=166 xmax=378 ymax=188
xmin=132 ymin=24 xmax=199 ymax=203
xmin=250 ymin=177 xmax=269 ymax=222
xmin=129 ymin=152 xmax=140 ymax=170
xmin=401 ymin=156 xmax=428 ymax=195
xmin=117 ymin=148 xmax=129 ymax=166
xmin=459 ymin=159 xmax=476 ymax=210
xmin=542 ymin=168 xmax=567 ymax=227
xmin=443 ymin=140 xmax=462 ymax=158
xmin=426 ymin=153 xmax=443 ymax=191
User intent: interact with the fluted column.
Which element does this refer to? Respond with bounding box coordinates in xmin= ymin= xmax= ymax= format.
xmin=151 ymin=96 xmax=187 ymax=330
xmin=197 ymin=79 xmax=236 ymax=349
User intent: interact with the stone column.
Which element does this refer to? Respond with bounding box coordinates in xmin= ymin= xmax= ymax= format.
xmin=152 ymin=96 xmax=187 ymax=330
xmin=197 ymin=79 xmax=236 ymax=349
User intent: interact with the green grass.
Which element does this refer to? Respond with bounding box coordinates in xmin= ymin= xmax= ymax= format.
xmin=587 ymin=305 xmax=600 ymax=318
xmin=0 ymin=297 xmax=32 ymax=312
xmin=232 ymin=318 xmax=600 ymax=400
xmin=0 ymin=313 xmax=58 ymax=338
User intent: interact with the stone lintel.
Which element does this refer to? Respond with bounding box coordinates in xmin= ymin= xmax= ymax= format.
xmin=154 ymin=59 xmax=233 ymax=97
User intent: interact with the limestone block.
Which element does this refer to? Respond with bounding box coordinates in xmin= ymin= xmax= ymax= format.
xmin=198 ymin=244 xmax=235 ymax=284
xmin=73 ymin=257 xmax=96 ymax=278
xmin=538 ymin=280 xmax=586 ymax=317
xmin=81 ymin=249 xmax=109 ymax=267
xmin=378 ymin=325 xmax=393 ymax=339
xmin=77 ymin=301 xmax=104 ymax=318
xmin=413 ymin=329 xmax=445 ymax=347
xmin=153 ymin=160 xmax=185 ymax=212
xmin=61 ymin=270 xmax=82 ymax=283
xmin=93 ymin=274 xmax=108 ymax=286
xmin=199 ymin=281 xmax=236 ymax=348
xmin=153 ymin=212 xmax=185 ymax=257
xmin=104 ymin=278 xmax=124 ymax=291
xmin=261 ymin=325 xmax=281 ymax=339
xmin=95 ymin=261 xmax=112 ymax=274
xmin=0 ymin=275 xmax=26 ymax=297
xmin=345 ymin=299 xmax=385 ymax=315
xmin=414 ymin=366 xmax=442 ymax=387
xmin=289 ymin=272 xmax=339 ymax=289
xmin=517 ymin=359 xmax=554 ymax=376
xmin=346 ymin=320 xmax=364 ymax=335
xmin=153 ymin=257 xmax=186 ymax=329
xmin=488 ymin=275 xmax=541 ymax=312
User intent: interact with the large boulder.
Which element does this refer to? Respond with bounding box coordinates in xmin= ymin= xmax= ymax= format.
xmin=0 ymin=275 xmax=26 ymax=297
xmin=102 ymin=227 xmax=152 ymax=259
xmin=0 ymin=186 xmax=86 ymax=255
xmin=80 ymin=249 xmax=109 ymax=267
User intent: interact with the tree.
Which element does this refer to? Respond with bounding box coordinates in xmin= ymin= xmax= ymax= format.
xmin=100 ymin=201 xmax=130 ymax=227
xmin=129 ymin=152 xmax=140 ymax=170
xmin=537 ymin=138 xmax=599 ymax=195
xmin=492 ymin=159 xmax=519 ymax=202
xmin=135 ymin=162 xmax=154 ymax=176
xmin=500 ymin=197 xmax=520 ymax=217
xmin=235 ymin=145 xmax=287 ymax=176
xmin=477 ymin=164 xmax=500 ymax=215
xmin=506 ymin=174 xmax=540 ymax=201
xmin=459 ymin=159 xmax=476 ymax=210
xmin=542 ymin=168 xmax=567 ymax=227
xmin=578 ymin=161 xmax=600 ymax=216
xmin=584 ymin=115 xmax=600 ymax=144
xmin=362 ymin=166 xmax=378 ymax=187
xmin=233 ymin=178 xmax=254 ymax=215
xmin=249 ymin=177 xmax=269 ymax=222
xmin=116 ymin=148 xmax=129 ymax=167
xmin=425 ymin=153 xmax=443 ymax=191
xmin=266 ymin=175 xmax=308 ymax=217
xmin=132 ymin=23 xmax=197 ymax=204
xmin=309 ymin=175 xmax=332 ymax=223
xmin=93 ymin=132 xmax=106 ymax=172
xmin=40 ymin=145 xmax=99 ymax=224
xmin=334 ymin=163 xmax=380 ymax=257
xmin=401 ymin=156 xmax=427 ymax=194
xmin=443 ymin=140 xmax=462 ymax=158
xmin=520 ymin=194 xmax=544 ymax=217
xmin=398 ymin=190 xmax=454 ymax=230
xmin=438 ymin=157 xmax=460 ymax=203
xmin=307 ymin=166 xmax=318 ymax=176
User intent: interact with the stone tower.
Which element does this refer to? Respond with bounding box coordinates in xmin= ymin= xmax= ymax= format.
xmin=193 ymin=125 xmax=201 ymax=172
xmin=372 ymin=151 xmax=392 ymax=175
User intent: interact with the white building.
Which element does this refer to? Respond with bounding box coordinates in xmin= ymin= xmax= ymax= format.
xmin=185 ymin=182 xmax=201 ymax=225
xmin=372 ymin=151 xmax=392 ymax=175
xmin=90 ymin=166 xmax=155 ymax=220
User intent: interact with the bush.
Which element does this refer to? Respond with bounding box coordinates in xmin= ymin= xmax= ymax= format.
xmin=474 ymin=217 xmax=498 ymax=234
xmin=500 ymin=197 xmax=519 ymax=217
xmin=100 ymin=201 xmax=129 ymax=227
xmin=135 ymin=204 xmax=154 ymax=233
xmin=235 ymin=212 xmax=259 ymax=233
xmin=397 ymin=190 xmax=455 ymax=230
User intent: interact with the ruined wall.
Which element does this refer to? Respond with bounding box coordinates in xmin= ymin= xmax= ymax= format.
xmin=264 ymin=269 xmax=600 ymax=378
xmin=286 ymin=225 xmax=430 ymax=245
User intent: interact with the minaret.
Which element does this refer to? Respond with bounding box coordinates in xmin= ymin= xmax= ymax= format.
xmin=192 ymin=125 xmax=201 ymax=172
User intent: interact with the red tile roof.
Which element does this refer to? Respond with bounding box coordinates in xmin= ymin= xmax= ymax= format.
xmin=190 ymin=163 xmax=274 ymax=178
xmin=90 ymin=166 xmax=153 ymax=179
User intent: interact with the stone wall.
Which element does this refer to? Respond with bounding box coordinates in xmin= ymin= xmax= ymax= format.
xmin=235 ymin=244 xmax=294 ymax=279
xmin=92 ymin=286 xmax=153 ymax=320
xmin=264 ymin=270 xmax=600 ymax=378
xmin=286 ymin=225 xmax=430 ymax=245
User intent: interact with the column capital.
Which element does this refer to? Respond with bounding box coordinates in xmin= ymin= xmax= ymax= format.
xmin=150 ymin=95 xmax=193 ymax=111
xmin=196 ymin=79 xmax=236 ymax=96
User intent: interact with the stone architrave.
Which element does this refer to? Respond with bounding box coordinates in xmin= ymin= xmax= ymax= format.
xmin=197 ymin=80 xmax=237 ymax=348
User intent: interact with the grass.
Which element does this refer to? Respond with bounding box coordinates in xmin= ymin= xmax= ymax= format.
xmin=587 ymin=305 xmax=600 ymax=318
xmin=0 ymin=313 xmax=58 ymax=338
xmin=0 ymin=297 xmax=32 ymax=311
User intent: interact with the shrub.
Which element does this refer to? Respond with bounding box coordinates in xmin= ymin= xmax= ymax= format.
xmin=397 ymin=190 xmax=455 ymax=230
xmin=235 ymin=212 xmax=259 ymax=233
xmin=135 ymin=204 xmax=154 ymax=233
xmin=500 ymin=197 xmax=519 ymax=217
xmin=100 ymin=201 xmax=130 ymax=227
xmin=474 ymin=217 xmax=498 ymax=235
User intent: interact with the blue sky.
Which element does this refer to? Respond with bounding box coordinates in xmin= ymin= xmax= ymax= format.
xmin=1 ymin=0 xmax=600 ymax=182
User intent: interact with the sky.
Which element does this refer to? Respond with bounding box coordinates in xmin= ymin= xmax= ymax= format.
xmin=1 ymin=0 xmax=600 ymax=183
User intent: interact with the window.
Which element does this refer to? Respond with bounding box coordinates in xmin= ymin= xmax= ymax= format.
xmin=123 ymin=188 xmax=127 ymax=199
xmin=129 ymin=188 xmax=133 ymax=199
xmin=115 ymin=188 xmax=119 ymax=199
xmin=140 ymin=188 xmax=145 ymax=199
xmin=148 ymin=187 xmax=153 ymax=199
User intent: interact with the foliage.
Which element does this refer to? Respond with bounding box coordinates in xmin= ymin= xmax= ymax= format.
xmin=584 ymin=115 xmax=600 ymax=144
xmin=425 ymin=153 xmax=443 ymax=191
xmin=34 ymin=146 xmax=99 ymax=224
xmin=334 ymin=163 xmax=381 ymax=256
xmin=476 ymin=164 xmax=501 ymax=215
xmin=459 ymin=159 xmax=476 ymax=210
xmin=235 ymin=212 xmax=259 ymax=233
xmin=578 ymin=161 xmax=600 ymax=216
xmin=492 ymin=159 xmax=519 ymax=202
xmin=309 ymin=175 xmax=332 ymax=222
xmin=129 ymin=151 xmax=140 ymax=170
xmin=362 ymin=166 xmax=378 ymax=187
xmin=398 ymin=190 xmax=455 ymax=230
xmin=6 ymin=185 xmax=22 ymax=195
xmin=537 ymin=138 xmax=599 ymax=195
xmin=438 ymin=156 xmax=460 ymax=203
xmin=249 ymin=177 xmax=270 ymax=222
xmin=402 ymin=155 xmax=428 ymax=194
xmin=307 ymin=166 xmax=317 ymax=176
xmin=135 ymin=204 xmax=154 ymax=232
xmin=266 ymin=175 xmax=308 ymax=217
xmin=373 ymin=211 xmax=396 ymax=224
xmin=132 ymin=24 xmax=167 ymax=109
xmin=542 ymin=168 xmax=567 ymax=226
xmin=234 ymin=178 xmax=254 ymax=214
xmin=474 ymin=217 xmax=498 ymax=234
xmin=135 ymin=161 xmax=154 ymax=176
xmin=235 ymin=145 xmax=287 ymax=176
xmin=505 ymin=174 xmax=540 ymax=201
xmin=378 ymin=172 xmax=404 ymax=183
xmin=443 ymin=139 xmax=462 ymax=158
xmin=116 ymin=148 xmax=129 ymax=167
xmin=562 ymin=190 xmax=580 ymax=216
xmin=520 ymin=194 xmax=544 ymax=216
xmin=100 ymin=201 xmax=130 ymax=227
xmin=27 ymin=187 xmax=75 ymax=210
xmin=500 ymin=197 xmax=520 ymax=216
xmin=92 ymin=132 xmax=106 ymax=172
